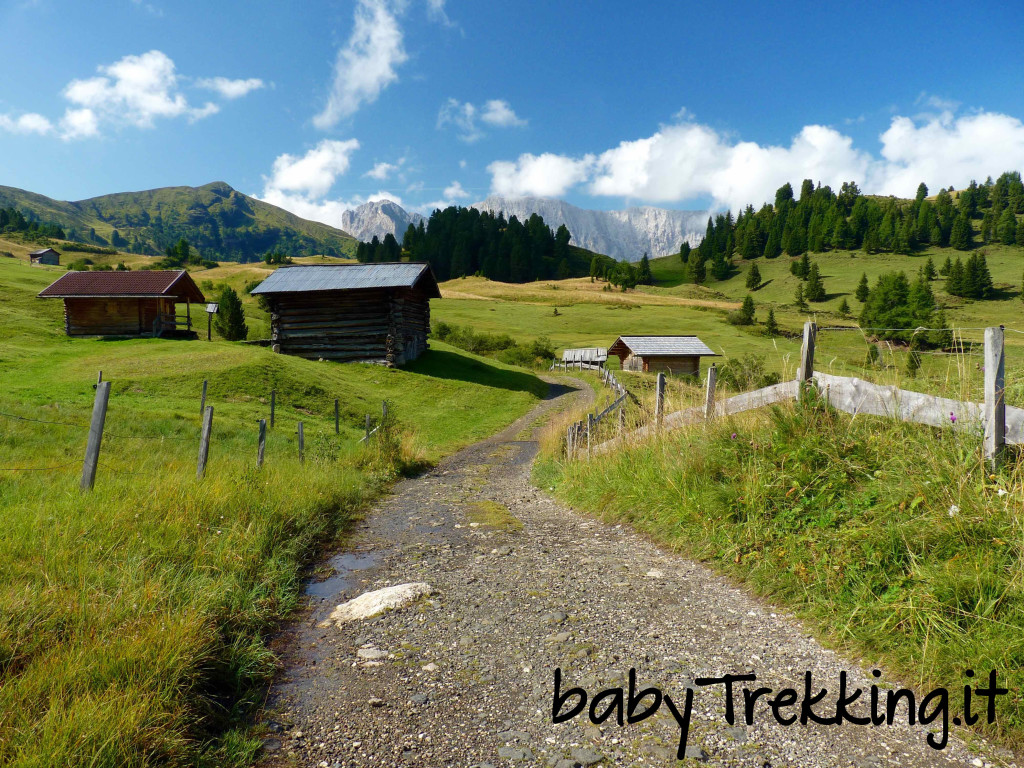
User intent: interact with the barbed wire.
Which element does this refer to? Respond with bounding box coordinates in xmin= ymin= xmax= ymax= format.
xmin=0 ymin=410 xmax=85 ymax=428
xmin=0 ymin=410 xmax=194 ymax=441
xmin=0 ymin=462 xmax=78 ymax=472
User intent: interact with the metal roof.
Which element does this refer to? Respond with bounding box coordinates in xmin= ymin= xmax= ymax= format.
xmin=38 ymin=269 xmax=205 ymax=302
xmin=562 ymin=347 xmax=608 ymax=362
xmin=250 ymin=262 xmax=440 ymax=298
xmin=609 ymin=335 xmax=717 ymax=357
xmin=29 ymin=248 xmax=60 ymax=256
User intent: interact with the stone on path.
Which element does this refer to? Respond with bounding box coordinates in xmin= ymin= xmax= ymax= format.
xmin=319 ymin=582 xmax=432 ymax=626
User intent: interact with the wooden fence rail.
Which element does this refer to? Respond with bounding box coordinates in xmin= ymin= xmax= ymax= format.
xmin=586 ymin=323 xmax=1017 ymax=465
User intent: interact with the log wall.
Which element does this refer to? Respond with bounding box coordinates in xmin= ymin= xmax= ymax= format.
xmin=267 ymin=287 xmax=431 ymax=364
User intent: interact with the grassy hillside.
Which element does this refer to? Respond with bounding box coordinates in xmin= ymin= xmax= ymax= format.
xmin=0 ymin=181 xmax=357 ymax=261
xmin=0 ymin=256 xmax=545 ymax=766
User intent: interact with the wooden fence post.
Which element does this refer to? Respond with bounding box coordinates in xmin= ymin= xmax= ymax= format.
xmin=257 ymin=419 xmax=266 ymax=467
xmin=80 ymin=380 xmax=111 ymax=491
xmin=96 ymin=371 xmax=103 ymax=387
xmin=297 ymin=421 xmax=305 ymax=464
xmin=365 ymin=413 xmax=371 ymax=440
xmin=618 ymin=401 xmax=624 ymax=434
xmin=382 ymin=400 xmax=388 ymax=420
xmin=196 ymin=406 xmax=213 ymax=480
xmin=798 ymin=321 xmax=817 ymax=400
xmin=587 ymin=414 xmax=594 ymax=456
xmin=200 ymin=379 xmax=208 ymax=415
xmin=655 ymin=372 xmax=666 ymax=428
xmin=270 ymin=390 xmax=276 ymax=429
xmin=334 ymin=398 xmax=340 ymax=435
xmin=984 ymin=325 xmax=1006 ymax=468
xmin=704 ymin=364 xmax=717 ymax=421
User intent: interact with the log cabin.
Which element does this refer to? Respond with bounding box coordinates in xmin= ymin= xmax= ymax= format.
xmin=608 ymin=335 xmax=717 ymax=375
xmin=38 ymin=270 xmax=205 ymax=337
xmin=29 ymin=248 xmax=60 ymax=266
xmin=250 ymin=262 xmax=441 ymax=365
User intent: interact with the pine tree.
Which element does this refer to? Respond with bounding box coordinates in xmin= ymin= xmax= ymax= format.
xmin=590 ymin=256 xmax=603 ymax=279
xmin=905 ymin=349 xmax=921 ymax=378
xmin=746 ymin=262 xmax=761 ymax=290
xmin=946 ymin=258 xmax=965 ymax=296
xmin=950 ymin=212 xmax=972 ymax=250
xmin=804 ymin=262 xmax=826 ymax=301
xmin=794 ymin=283 xmax=807 ymax=311
xmin=764 ymin=308 xmax=779 ymax=336
xmin=740 ymin=295 xmax=756 ymax=324
xmin=1016 ymin=218 xmax=1024 ymax=246
xmin=923 ymin=257 xmax=936 ymax=281
xmin=855 ymin=272 xmax=870 ymax=302
xmin=679 ymin=242 xmax=691 ymax=263
xmin=939 ymin=256 xmax=952 ymax=276
xmin=762 ymin=228 xmax=782 ymax=259
xmin=214 ymin=287 xmax=248 ymax=341
xmin=690 ymin=256 xmax=706 ymax=284
xmin=999 ymin=209 xmax=1018 ymax=245
xmin=838 ymin=298 xmax=850 ymax=316
xmin=637 ymin=253 xmax=653 ymax=285
xmin=711 ymin=255 xmax=731 ymax=280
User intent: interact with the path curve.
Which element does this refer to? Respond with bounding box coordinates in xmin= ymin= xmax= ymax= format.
xmin=260 ymin=378 xmax=1008 ymax=768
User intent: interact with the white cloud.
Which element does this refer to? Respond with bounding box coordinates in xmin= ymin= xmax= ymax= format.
xmin=438 ymin=97 xmax=526 ymax=141
xmin=59 ymin=108 xmax=100 ymax=139
xmin=443 ymin=180 xmax=469 ymax=199
xmin=458 ymin=159 xmax=467 ymax=169
xmin=314 ymin=0 xmax=408 ymax=128
xmin=488 ymin=153 xmax=596 ymax=198
xmin=426 ymin=0 xmax=455 ymax=26
xmin=196 ymin=76 xmax=265 ymax=99
xmin=264 ymin=139 xmax=361 ymax=197
xmin=486 ymin=108 xmax=1024 ymax=210
xmin=0 ymin=112 xmax=53 ymax=135
xmin=480 ymin=99 xmax=526 ymax=127
xmin=364 ymin=158 xmax=407 ymax=180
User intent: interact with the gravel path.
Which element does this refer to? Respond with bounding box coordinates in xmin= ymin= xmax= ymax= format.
xmin=260 ymin=378 xmax=1013 ymax=768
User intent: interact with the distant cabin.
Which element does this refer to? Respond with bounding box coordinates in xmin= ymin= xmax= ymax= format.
xmin=250 ymin=262 xmax=441 ymax=365
xmin=608 ymin=335 xmax=717 ymax=375
xmin=29 ymin=248 xmax=60 ymax=266
xmin=38 ymin=270 xmax=205 ymax=337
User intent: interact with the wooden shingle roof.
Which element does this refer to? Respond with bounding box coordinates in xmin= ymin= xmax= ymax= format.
xmin=609 ymin=335 xmax=717 ymax=357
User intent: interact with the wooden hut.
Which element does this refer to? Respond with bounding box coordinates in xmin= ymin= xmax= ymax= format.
xmin=608 ymin=335 xmax=717 ymax=375
xmin=38 ymin=270 xmax=205 ymax=337
xmin=562 ymin=347 xmax=608 ymax=368
xmin=250 ymin=262 xmax=441 ymax=365
xmin=29 ymin=248 xmax=60 ymax=266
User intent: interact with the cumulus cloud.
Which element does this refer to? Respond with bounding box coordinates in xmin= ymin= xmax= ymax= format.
xmin=196 ymin=76 xmax=265 ymax=99
xmin=314 ymin=0 xmax=408 ymax=129
xmin=0 ymin=112 xmax=54 ymax=135
xmin=364 ymin=157 xmax=407 ymax=180
xmin=438 ymin=97 xmax=526 ymax=141
xmin=443 ymin=180 xmax=469 ymax=199
xmin=59 ymin=108 xmax=100 ymax=139
xmin=488 ymin=153 xmax=595 ymax=198
xmin=487 ymin=109 xmax=1024 ymax=210
xmin=264 ymin=139 xmax=361 ymax=198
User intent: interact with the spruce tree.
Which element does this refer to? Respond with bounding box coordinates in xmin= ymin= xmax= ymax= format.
xmin=905 ymin=349 xmax=921 ymax=379
xmin=746 ymin=262 xmax=761 ymax=290
xmin=765 ymin=308 xmax=779 ymax=336
xmin=923 ymin=257 xmax=936 ymax=281
xmin=711 ymin=255 xmax=730 ymax=280
xmin=946 ymin=258 xmax=965 ymax=296
xmin=214 ymin=286 xmax=248 ymax=341
xmin=1016 ymin=218 xmax=1024 ymax=246
xmin=838 ymin=298 xmax=850 ymax=316
xmin=762 ymin=229 xmax=782 ymax=259
xmin=679 ymin=242 xmax=691 ymax=263
xmin=637 ymin=253 xmax=653 ymax=285
xmin=794 ymin=283 xmax=807 ymax=311
xmin=738 ymin=295 xmax=756 ymax=324
xmin=999 ymin=209 xmax=1018 ymax=245
xmin=690 ymin=256 xmax=706 ymax=284
xmin=855 ymin=272 xmax=870 ymax=302
xmin=950 ymin=213 xmax=972 ymax=250
xmin=804 ymin=262 xmax=826 ymax=301
xmin=939 ymin=256 xmax=952 ymax=276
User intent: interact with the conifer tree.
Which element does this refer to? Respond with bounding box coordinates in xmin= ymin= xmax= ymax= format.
xmin=999 ymin=209 xmax=1018 ymax=245
xmin=804 ymin=262 xmax=826 ymax=301
xmin=746 ymin=262 xmax=761 ymax=290
xmin=711 ymin=255 xmax=731 ymax=280
xmin=765 ymin=308 xmax=779 ymax=336
xmin=679 ymin=242 xmax=691 ymax=263
xmin=1016 ymin=218 xmax=1024 ymax=246
xmin=740 ymin=295 xmax=756 ymax=324
xmin=923 ymin=257 xmax=936 ymax=281
xmin=939 ymin=256 xmax=952 ymax=276
xmin=838 ymin=298 xmax=851 ymax=317
xmin=690 ymin=255 xmax=706 ymax=284
xmin=950 ymin=212 xmax=972 ymax=250
xmin=214 ymin=286 xmax=248 ymax=341
xmin=794 ymin=283 xmax=807 ymax=311
xmin=763 ymin=228 xmax=782 ymax=259
xmin=637 ymin=253 xmax=652 ymax=285
xmin=855 ymin=272 xmax=870 ymax=302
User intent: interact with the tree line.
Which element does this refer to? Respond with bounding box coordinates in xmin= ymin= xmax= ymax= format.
xmin=678 ymin=171 xmax=1024 ymax=284
xmin=355 ymin=206 xmax=615 ymax=283
xmin=0 ymin=206 xmax=66 ymax=240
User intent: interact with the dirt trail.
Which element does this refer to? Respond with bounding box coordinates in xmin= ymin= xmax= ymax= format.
xmin=260 ymin=378 xmax=1008 ymax=768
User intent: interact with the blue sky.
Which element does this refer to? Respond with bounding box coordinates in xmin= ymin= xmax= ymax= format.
xmin=3 ymin=0 xmax=1024 ymax=225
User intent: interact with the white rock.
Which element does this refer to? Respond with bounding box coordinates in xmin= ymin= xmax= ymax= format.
xmin=645 ymin=569 xmax=665 ymax=579
xmin=319 ymin=583 xmax=432 ymax=626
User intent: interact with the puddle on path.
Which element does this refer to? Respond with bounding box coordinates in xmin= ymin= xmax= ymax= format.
xmin=304 ymin=552 xmax=383 ymax=598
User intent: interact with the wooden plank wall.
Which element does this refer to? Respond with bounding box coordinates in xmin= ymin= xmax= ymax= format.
xmin=269 ymin=287 xmax=431 ymax=364
xmin=64 ymin=297 xmax=165 ymax=336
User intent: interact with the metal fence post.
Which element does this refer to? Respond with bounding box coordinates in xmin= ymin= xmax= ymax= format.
xmin=80 ymin=381 xmax=111 ymax=491
xmin=196 ymin=406 xmax=213 ymax=480
xmin=984 ymin=325 xmax=1006 ymax=468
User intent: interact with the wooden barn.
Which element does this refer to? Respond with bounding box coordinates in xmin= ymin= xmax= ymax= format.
xmin=608 ymin=335 xmax=717 ymax=375
xmin=29 ymin=248 xmax=60 ymax=266
xmin=38 ymin=270 xmax=205 ymax=337
xmin=250 ymin=262 xmax=441 ymax=365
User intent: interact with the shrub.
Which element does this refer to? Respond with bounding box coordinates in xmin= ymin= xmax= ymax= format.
xmin=716 ymin=353 xmax=781 ymax=391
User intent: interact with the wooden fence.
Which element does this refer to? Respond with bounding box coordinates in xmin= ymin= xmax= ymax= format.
xmin=584 ymin=323 xmax=1018 ymax=468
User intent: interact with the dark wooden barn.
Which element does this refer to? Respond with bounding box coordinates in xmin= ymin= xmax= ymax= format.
xmin=38 ymin=270 xmax=205 ymax=337
xmin=250 ymin=262 xmax=441 ymax=365
xmin=608 ymin=335 xmax=717 ymax=375
xmin=29 ymin=248 xmax=60 ymax=266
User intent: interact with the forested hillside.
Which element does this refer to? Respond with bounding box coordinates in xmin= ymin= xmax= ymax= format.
xmin=354 ymin=205 xmax=615 ymax=282
xmin=0 ymin=182 xmax=357 ymax=262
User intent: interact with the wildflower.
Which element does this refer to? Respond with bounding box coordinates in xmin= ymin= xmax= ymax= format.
xmin=948 ymin=504 xmax=959 ymax=517
xmin=949 ymin=412 xmax=957 ymax=424
xmin=731 ymin=433 xmax=737 ymax=440
xmin=997 ymin=488 xmax=1008 ymax=497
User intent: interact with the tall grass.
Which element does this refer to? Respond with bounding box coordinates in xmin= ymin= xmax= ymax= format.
xmin=537 ymin=390 xmax=1024 ymax=749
